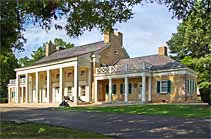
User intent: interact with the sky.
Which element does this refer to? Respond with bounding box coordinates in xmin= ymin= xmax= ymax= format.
xmin=15 ymin=3 xmax=179 ymax=59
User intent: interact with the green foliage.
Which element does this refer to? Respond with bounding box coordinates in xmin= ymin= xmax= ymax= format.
xmin=2 ymin=0 xmax=210 ymax=53
xmin=18 ymin=47 xmax=45 ymax=67
xmin=0 ymin=52 xmax=19 ymax=103
xmin=53 ymin=38 xmax=74 ymax=49
xmin=167 ymin=1 xmax=211 ymax=104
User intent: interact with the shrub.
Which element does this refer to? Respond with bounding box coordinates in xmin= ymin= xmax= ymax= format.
xmin=200 ymin=86 xmax=211 ymax=105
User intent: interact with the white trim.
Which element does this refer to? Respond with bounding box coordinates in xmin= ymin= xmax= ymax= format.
xmin=153 ymin=68 xmax=197 ymax=77
xmin=95 ymin=72 xmax=151 ymax=80
xmin=16 ymin=61 xmax=77 ymax=75
xmin=15 ymin=57 xmax=77 ymax=71
xmin=159 ymin=80 xmax=169 ymax=94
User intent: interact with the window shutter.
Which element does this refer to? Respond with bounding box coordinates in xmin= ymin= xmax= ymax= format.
xmin=106 ymin=85 xmax=109 ymax=94
xmin=167 ymin=80 xmax=171 ymax=93
xmin=120 ymin=84 xmax=124 ymax=94
xmin=129 ymin=83 xmax=132 ymax=94
xmin=157 ymin=81 xmax=160 ymax=94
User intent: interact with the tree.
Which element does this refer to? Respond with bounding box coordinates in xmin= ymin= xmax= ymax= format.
xmin=0 ymin=52 xmax=19 ymax=103
xmin=53 ymin=38 xmax=74 ymax=49
xmin=1 ymin=0 xmax=210 ymax=53
xmin=167 ymin=1 xmax=211 ymax=105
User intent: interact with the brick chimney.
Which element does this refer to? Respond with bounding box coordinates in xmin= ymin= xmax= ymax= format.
xmin=104 ymin=30 xmax=123 ymax=46
xmin=45 ymin=41 xmax=56 ymax=57
xmin=158 ymin=45 xmax=168 ymax=56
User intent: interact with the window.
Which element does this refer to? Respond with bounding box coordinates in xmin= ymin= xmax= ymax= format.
xmin=67 ymin=72 xmax=72 ymax=77
xmin=112 ymin=84 xmax=116 ymax=94
xmin=129 ymin=83 xmax=132 ymax=94
xmin=12 ymin=92 xmax=15 ymax=98
xmin=80 ymin=70 xmax=86 ymax=76
xmin=80 ymin=86 xmax=86 ymax=96
xmin=67 ymin=86 xmax=72 ymax=96
xmin=157 ymin=80 xmax=171 ymax=94
xmin=106 ymin=84 xmax=120 ymax=94
xmin=185 ymin=79 xmax=197 ymax=94
xmin=120 ymin=84 xmax=124 ymax=94
xmin=56 ymin=74 xmax=59 ymax=79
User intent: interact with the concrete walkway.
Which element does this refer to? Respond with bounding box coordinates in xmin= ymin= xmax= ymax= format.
xmin=1 ymin=106 xmax=210 ymax=139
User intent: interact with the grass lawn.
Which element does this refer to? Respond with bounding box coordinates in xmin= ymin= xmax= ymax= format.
xmin=0 ymin=121 xmax=108 ymax=139
xmin=58 ymin=104 xmax=211 ymax=118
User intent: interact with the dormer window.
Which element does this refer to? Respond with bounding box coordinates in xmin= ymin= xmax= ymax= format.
xmin=114 ymin=50 xmax=119 ymax=55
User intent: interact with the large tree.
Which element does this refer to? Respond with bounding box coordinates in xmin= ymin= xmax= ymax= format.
xmin=1 ymin=0 xmax=210 ymax=53
xmin=167 ymin=1 xmax=211 ymax=104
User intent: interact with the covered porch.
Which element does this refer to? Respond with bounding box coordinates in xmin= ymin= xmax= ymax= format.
xmin=95 ymin=62 xmax=153 ymax=103
xmin=8 ymin=57 xmax=92 ymax=105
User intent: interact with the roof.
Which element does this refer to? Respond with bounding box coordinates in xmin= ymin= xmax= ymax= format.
xmin=35 ymin=41 xmax=108 ymax=65
xmin=116 ymin=54 xmax=185 ymax=71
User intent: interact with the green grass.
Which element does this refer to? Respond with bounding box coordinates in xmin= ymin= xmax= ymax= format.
xmin=58 ymin=104 xmax=211 ymax=118
xmin=0 ymin=121 xmax=109 ymax=139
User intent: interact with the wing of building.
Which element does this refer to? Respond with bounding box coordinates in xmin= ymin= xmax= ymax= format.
xmin=7 ymin=31 xmax=200 ymax=105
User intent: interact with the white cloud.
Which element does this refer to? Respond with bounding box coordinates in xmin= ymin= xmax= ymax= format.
xmin=15 ymin=3 xmax=178 ymax=59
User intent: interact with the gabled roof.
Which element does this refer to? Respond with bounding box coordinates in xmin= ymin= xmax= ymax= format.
xmin=116 ymin=54 xmax=185 ymax=71
xmin=35 ymin=41 xmax=108 ymax=65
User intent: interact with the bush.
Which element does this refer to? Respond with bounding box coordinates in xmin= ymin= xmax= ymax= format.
xmin=0 ymin=97 xmax=8 ymax=103
xmin=200 ymin=86 xmax=211 ymax=105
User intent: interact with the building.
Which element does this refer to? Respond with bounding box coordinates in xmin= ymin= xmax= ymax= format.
xmin=7 ymin=31 xmax=199 ymax=105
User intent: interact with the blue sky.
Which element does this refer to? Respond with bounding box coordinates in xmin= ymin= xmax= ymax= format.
xmin=15 ymin=3 xmax=179 ymax=59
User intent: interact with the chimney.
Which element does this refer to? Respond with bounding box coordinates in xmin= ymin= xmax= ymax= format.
xmin=45 ymin=41 xmax=56 ymax=57
xmin=104 ymin=30 xmax=123 ymax=46
xmin=158 ymin=45 xmax=168 ymax=56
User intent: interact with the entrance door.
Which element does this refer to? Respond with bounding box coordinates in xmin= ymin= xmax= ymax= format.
xmin=42 ymin=89 xmax=47 ymax=102
xmin=54 ymin=87 xmax=60 ymax=102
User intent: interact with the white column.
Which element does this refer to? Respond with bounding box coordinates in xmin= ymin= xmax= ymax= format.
xmin=88 ymin=67 xmax=92 ymax=102
xmin=21 ymin=86 xmax=24 ymax=103
xmin=59 ymin=68 xmax=63 ymax=102
xmin=148 ymin=76 xmax=152 ymax=102
xmin=74 ymin=65 xmax=78 ymax=104
xmin=94 ymin=79 xmax=98 ymax=103
xmin=35 ymin=72 xmax=39 ymax=103
xmin=108 ymin=78 xmax=112 ymax=103
xmin=25 ymin=73 xmax=28 ymax=103
xmin=8 ymin=87 xmax=11 ymax=103
xmin=124 ymin=77 xmax=128 ymax=102
xmin=142 ymin=75 xmax=146 ymax=103
xmin=47 ymin=70 xmax=50 ymax=103
xmin=16 ymin=75 xmax=19 ymax=103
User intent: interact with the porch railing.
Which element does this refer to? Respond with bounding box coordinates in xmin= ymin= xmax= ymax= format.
xmin=9 ymin=79 xmax=16 ymax=85
xmin=96 ymin=62 xmax=152 ymax=75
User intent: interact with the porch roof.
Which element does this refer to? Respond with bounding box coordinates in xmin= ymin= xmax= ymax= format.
xmin=116 ymin=54 xmax=185 ymax=71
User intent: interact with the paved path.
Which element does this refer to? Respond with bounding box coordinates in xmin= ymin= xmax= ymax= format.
xmin=1 ymin=106 xmax=210 ymax=139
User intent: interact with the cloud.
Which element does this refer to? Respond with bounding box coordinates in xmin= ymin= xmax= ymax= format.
xmin=15 ymin=3 xmax=178 ymax=59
